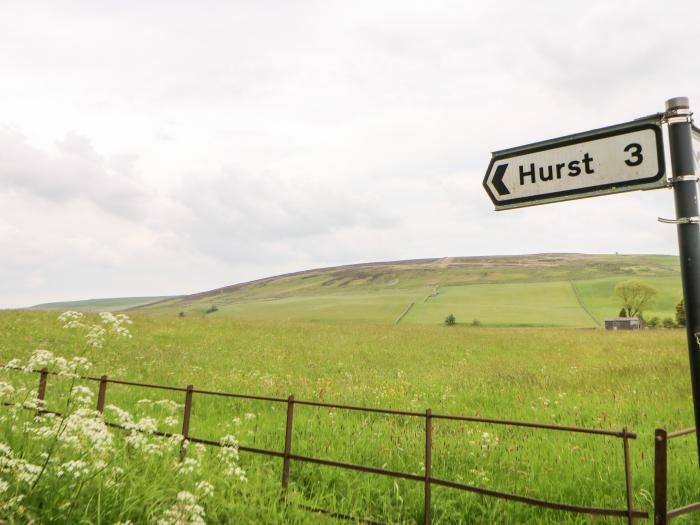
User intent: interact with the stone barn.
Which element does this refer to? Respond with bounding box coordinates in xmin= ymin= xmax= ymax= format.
xmin=604 ymin=318 xmax=641 ymax=330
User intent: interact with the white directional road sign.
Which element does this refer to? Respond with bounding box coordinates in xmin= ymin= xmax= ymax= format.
xmin=483 ymin=118 xmax=666 ymax=210
xmin=692 ymin=125 xmax=700 ymax=172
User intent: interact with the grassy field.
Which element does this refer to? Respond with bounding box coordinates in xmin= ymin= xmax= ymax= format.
xmin=404 ymin=281 xmax=592 ymax=326
xmin=129 ymin=254 xmax=683 ymax=327
xmin=2 ymin=310 xmax=700 ymax=523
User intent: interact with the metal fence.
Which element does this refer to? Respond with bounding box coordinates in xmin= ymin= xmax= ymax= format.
xmin=654 ymin=427 xmax=700 ymax=524
xmin=1 ymin=365 xmax=649 ymax=524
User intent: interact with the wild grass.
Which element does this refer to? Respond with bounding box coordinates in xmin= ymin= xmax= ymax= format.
xmin=1 ymin=310 xmax=699 ymax=523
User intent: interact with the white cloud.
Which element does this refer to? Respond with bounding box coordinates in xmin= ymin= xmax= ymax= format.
xmin=0 ymin=129 xmax=152 ymax=220
xmin=0 ymin=0 xmax=697 ymax=307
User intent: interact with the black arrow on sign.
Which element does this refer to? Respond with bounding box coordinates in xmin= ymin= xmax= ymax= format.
xmin=492 ymin=163 xmax=510 ymax=196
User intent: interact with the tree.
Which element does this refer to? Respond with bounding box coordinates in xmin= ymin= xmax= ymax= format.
xmin=676 ymin=298 xmax=686 ymax=327
xmin=662 ymin=317 xmax=676 ymax=328
xmin=444 ymin=314 xmax=456 ymax=326
xmin=614 ymin=279 xmax=657 ymax=318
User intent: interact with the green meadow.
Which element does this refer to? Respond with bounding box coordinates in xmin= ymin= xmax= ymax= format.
xmin=2 ymin=310 xmax=700 ymax=523
xmin=122 ymin=254 xmax=683 ymax=328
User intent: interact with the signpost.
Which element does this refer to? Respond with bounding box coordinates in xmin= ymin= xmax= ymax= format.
xmin=483 ymin=117 xmax=666 ymax=210
xmin=666 ymin=98 xmax=700 ymax=463
xmin=484 ymin=98 xmax=700 ymax=463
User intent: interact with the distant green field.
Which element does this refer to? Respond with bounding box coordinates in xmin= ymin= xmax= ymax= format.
xmin=404 ymin=281 xmax=593 ymax=327
xmin=575 ymin=276 xmax=683 ymax=323
xmin=135 ymin=254 xmax=683 ymax=327
xmin=31 ymin=296 xmax=176 ymax=312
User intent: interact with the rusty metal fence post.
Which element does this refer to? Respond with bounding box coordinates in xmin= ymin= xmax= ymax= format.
xmin=36 ymin=367 xmax=48 ymax=416
xmin=622 ymin=427 xmax=634 ymax=524
xmin=654 ymin=429 xmax=668 ymax=525
xmin=281 ymin=395 xmax=295 ymax=496
xmin=180 ymin=384 xmax=193 ymax=460
xmin=424 ymin=408 xmax=432 ymax=525
xmin=96 ymin=375 xmax=108 ymax=413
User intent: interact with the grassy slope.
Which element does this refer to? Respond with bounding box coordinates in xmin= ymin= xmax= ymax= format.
xmin=139 ymin=254 xmax=682 ymax=327
xmin=2 ymin=310 xmax=699 ymax=523
xmin=31 ymin=296 xmax=175 ymax=312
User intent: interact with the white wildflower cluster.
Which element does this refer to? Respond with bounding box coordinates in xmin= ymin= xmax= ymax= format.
xmin=58 ymin=310 xmax=133 ymax=349
xmin=20 ymin=349 xmax=92 ymax=377
xmin=219 ymin=434 xmax=246 ymax=482
xmin=176 ymin=457 xmax=200 ymax=476
xmin=0 ymin=442 xmax=41 ymax=484
xmin=25 ymin=408 xmax=113 ymax=460
xmin=56 ymin=459 xmax=90 ymax=479
xmin=105 ymin=405 xmax=157 ymax=433
xmin=0 ymin=381 xmax=15 ymax=399
xmin=61 ymin=409 xmax=113 ymax=455
xmin=99 ymin=312 xmax=133 ymax=339
xmin=105 ymin=405 xmax=176 ymax=456
xmin=155 ymin=399 xmax=181 ymax=411
xmin=86 ymin=325 xmax=107 ymax=349
xmin=156 ymin=490 xmax=207 ymax=525
xmin=194 ymin=480 xmax=214 ymax=498
xmin=58 ymin=310 xmax=85 ymax=328
xmin=23 ymin=349 xmax=53 ymax=371
xmin=70 ymin=385 xmax=94 ymax=405
xmin=1 ymin=358 xmax=21 ymax=370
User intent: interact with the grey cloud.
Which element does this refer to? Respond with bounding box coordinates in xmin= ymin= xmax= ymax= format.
xmin=170 ymin=166 xmax=397 ymax=262
xmin=0 ymin=129 xmax=152 ymax=220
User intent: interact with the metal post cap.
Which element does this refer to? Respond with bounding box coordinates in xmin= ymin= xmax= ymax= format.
xmin=666 ymin=97 xmax=690 ymax=110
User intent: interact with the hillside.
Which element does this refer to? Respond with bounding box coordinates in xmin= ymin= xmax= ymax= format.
xmin=136 ymin=254 xmax=682 ymax=327
xmin=31 ymin=296 xmax=175 ymax=312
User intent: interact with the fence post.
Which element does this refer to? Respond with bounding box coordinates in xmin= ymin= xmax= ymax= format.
xmin=281 ymin=395 xmax=295 ymax=497
xmin=622 ymin=427 xmax=634 ymax=525
xmin=36 ymin=367 xmax=48 ymax=416
xmin=424 ymin=408 xmax=432 ymax=525
xmin=96 ymin=375 xmax=108 ymax=413
xmin=180 ymin=385 xmax=193 ymax=461
xmin=654 ymin=429 xmax=668 ymax=525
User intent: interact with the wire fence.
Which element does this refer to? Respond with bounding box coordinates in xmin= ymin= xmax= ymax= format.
xmin=1 ymin=365 xmax=650 ymax=524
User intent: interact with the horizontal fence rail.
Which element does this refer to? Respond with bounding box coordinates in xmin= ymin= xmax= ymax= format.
xmin=0 ymin=364 xmax=648 ymax=524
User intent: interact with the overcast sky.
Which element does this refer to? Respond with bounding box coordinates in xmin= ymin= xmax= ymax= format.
xmin=2 ymin=1 xmax=699 ymax=308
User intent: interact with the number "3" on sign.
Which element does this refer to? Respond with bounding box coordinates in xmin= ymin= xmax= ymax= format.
xmin=624 ymin=143 xmax=643 ymax=166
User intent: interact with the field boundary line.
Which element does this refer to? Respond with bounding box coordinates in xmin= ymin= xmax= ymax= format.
xmin=394 ymin=302 xmax=414 ymax=325
xmin=423 ymin=286 xmax=439 ymax=303
xmin=570 ymin=280 xmax=601 ymax=326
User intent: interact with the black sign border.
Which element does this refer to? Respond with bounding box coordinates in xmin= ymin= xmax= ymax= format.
xmin=483 ymin=122 xmax=666 ymax=208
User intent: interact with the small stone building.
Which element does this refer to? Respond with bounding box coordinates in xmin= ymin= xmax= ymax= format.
xmin=605 ymin=318 xmax=641 ymax=330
